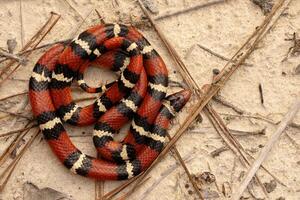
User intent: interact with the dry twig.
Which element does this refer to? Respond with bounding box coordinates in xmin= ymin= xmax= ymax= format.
xmin=210 ymin=146 xmax=229 ymax=158
xmin=0 ymin=49 xmax=27 ymax=65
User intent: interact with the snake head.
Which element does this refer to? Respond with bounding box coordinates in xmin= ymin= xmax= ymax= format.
xmin=166 ymin=89 xmax=191 ymax=112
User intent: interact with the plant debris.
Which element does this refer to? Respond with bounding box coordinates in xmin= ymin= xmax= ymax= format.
xmin=222 ymin=182 xmax=232 ymax=198
xmin=7 ymin=39 xmax=17 ymax=53
xmin=199 ymin=172 xmax=216 ymax=184
xmin=259 ymin=83 xmax=264 ymax=105
xmin=141 ymin=0 xmax=159 ymax=14
xmin=252 ymin=0 xmax=274 ymax=15
xmin=23 ymin=182 xmax=73 ymax=200
xmin=283 ymin=32 xmax=300 ymax=61
xmin=263 ymin=179 xmax=277 ymax=193
xmin=295 ymin=64 xmax=300 ymax=75
xmin=210 ymin=146 xmax=229 ymax=157
xmin=202 ymin=189 xmax=220 ymax=199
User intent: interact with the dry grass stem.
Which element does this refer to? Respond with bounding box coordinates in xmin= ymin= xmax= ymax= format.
xmin=140 ymin=151 xmax=196 ymax=199
xmin=166 ymin=133 xmax=203 ymax=199
xmin=63 ymin=0 xmax=84 ymax=20
xmin=230 ymin=126 xmax=266 ymax=136
xmin=219 ymin=112 xmax=276 ymax=124
xmin=233 ymin=97 xmax=300 ymax=199
xmin=19 ymin=0 xmax=24 ymax=48
xmin=95 ymin=9 xmax=105 ymax=24
xmin=210 ymin=146 xmax=229 ymax=158
xmin=0 ymin=91 xmax=27 ymax=102
xmin=196 ymin=44 xmax=253 ymax=67
xmin=0 ymin=108 xmax=33 ymax=120
xmin=95 ymin=180 xmax=104 ymax=200
xmin=103 ymin=173 xmax=144 ymax=200
xmin=137 ymin=0 xmax=199 ymax=92
xmin=154 ymin=0 xmax=226 ymax=21
xmin=115 ymin=176 xmax=151 ymax=200
xmin=0 ymin=122 xmax=34 ymax=166
xmin=0 ymin=124 xmax=38 ymax=138
xmin=213 ymin=95 xmax=245 ymax=114
xmin=17 ymin=39 xmax=72 ymax=56
xmin=0 ymin=129 xmax=40 ymax=191
xmin=286 ymin=133 xmax=300 ymax=149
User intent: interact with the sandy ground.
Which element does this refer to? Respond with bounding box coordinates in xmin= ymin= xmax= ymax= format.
xmin=0 ymin=0 xmax=299 ymax=199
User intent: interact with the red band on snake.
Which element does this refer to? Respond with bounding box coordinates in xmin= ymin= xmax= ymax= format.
xmin=29 ymin=23 xmax=191 ymax=180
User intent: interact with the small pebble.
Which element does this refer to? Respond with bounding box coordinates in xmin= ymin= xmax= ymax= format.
xmin=276 ymin=197 xmax=285 ymax=200
xmin=7 ymin=38 xmax=17 ymax=53
xmin=263 ymin=180 xmax=277 ymax=193
xmin=294 ymin=64 xmax=300 ymax=75
xmin=212 ymin=68 xmax=220 ymax=75
xmin=199 ymin=171 xmax=215 ymax=184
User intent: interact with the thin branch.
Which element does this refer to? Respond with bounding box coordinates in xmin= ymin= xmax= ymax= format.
xmin=0 ymin=49 xmax=27 ymax=65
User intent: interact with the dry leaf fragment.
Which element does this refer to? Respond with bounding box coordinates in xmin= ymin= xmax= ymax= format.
xmin=7 ymin=39 xmax=17 ymax=53
xmin=23 ymin=182 xmax=73 ymax=200
xmin=202 ymin=189 xmax=220 ymax=199
xmin=141 ymin=0 xmax=159 ymax=14
xmin=251 ymin=0 xmax=274 ymax=15
xmin=222 ymin=182 xmax=232 ymax=198
xmin=199 ymin=172 xmax=216 ymax=184
xmin=294 ymin=64 xmax=300 ymax=75
xmin=263 ymin=179 xmax=277 ymax=193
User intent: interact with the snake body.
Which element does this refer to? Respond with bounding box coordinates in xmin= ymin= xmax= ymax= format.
xmin=29 ymin=23 xmax=191 ymax=180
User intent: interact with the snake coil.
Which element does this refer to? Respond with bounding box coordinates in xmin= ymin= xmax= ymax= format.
xmin=29 ymin=23 xmax=191 ymax=180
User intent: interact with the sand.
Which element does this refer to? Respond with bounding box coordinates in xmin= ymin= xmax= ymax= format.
xmin=0 ymin=0 xmax=299 ymax=199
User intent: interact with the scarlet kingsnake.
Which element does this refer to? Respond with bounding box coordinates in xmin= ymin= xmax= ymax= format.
xmin=29 ymin=23 xmax=191 ymax=180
